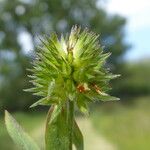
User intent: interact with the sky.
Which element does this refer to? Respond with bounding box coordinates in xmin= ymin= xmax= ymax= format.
xmin=101 ymin=0 xmax=150 ymax=61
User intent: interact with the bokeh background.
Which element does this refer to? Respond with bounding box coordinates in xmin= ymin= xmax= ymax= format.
xmin=0 ymin=0 xmax=150 ymax=149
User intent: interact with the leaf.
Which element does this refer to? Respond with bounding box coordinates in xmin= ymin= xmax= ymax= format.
xmin=47 ymin=79 xmax=56 ymax=97
xmin=73 ymin=120 xmax=84 ymax=150
xmin=5 ymin=110 xmax=40 ymax=150
xmin=96 ymin=94 xmax=120 ymax=101
xmin=30 ymin=97 xmax=51 ymax=108
xmin=76 ymin=94 xmax=89 ymax=115
xmin=45 ymin=105 xmax=70 ymax=150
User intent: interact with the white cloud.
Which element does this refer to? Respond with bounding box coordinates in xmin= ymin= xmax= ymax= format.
xmin=106 ymin=0 xmax=150 ymax=16
xmin=103 ymin=0 xmax=150 ymax=31
xmin=100 ymin=0 xmax=150 ymax=61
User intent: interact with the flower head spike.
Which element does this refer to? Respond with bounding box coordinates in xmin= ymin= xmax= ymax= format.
xmin=25 ymin=25 xmax=120 ymax=112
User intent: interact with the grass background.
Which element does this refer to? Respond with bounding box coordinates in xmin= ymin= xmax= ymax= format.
xmin=0 ymin=96 xmax=150 ymax=150
xmin=92 ymin=96 xmax=150 ymax=150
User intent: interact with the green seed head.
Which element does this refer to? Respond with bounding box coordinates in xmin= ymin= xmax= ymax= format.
xmin=25 ymin=25 xmax=119 ymax=113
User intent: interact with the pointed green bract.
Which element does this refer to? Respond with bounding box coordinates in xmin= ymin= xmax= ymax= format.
xmin=26 ymin=25 xmax=119 ymax=113
xmin=5 ymin=111 xmax=40 ymax=150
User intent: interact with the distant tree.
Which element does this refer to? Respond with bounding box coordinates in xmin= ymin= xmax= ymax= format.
xmin=0 ymin=0 xmax=129 ymax=111
xmin=114 ymin=61 xmax=150 ymax=98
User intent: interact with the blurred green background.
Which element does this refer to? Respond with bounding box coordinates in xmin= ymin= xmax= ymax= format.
xmin=0 ymin=0 xmax=150 ymax=149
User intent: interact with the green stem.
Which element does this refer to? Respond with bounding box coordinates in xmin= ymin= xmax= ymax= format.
xmin=45 ymin=105 xmax=54 ymax=144
xmin=67 ymin=100 xmax=74 ymax=150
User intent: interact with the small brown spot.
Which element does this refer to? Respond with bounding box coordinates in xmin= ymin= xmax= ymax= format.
xmin=77 ymin=84 xmax=85 ymax=93
xmin=93 ymin=84 xmax=101 ymax=93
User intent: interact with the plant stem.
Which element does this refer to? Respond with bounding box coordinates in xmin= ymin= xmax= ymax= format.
xmin=67 ymin=100 xmax=74 ymax=150
xmin=45 ymin=105 xmax=54 ymax=143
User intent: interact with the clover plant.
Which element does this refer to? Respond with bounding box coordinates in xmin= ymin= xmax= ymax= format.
xmin=5 ymin=26 xmax=119 ymax=150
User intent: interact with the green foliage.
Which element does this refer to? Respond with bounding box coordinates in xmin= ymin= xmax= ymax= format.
xmin=113 ymin=61 xmax=150 ymax=98
xmin=5 ymin=110 xmax=40 ymax=150
xmin=92 ymin=96 xmax=150 ymax=150
xmin=0 ymin=0 xmax=128 ymax=111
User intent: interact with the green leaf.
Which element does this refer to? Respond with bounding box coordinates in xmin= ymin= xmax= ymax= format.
xmin=47 ymin=79 xmax=56 ymax=97
xmin=30 ymin=97 xmax=51 ymax=108
xmin=45 ymin=105 xmax=70 ymax=150
xmin=97 ymin=94 xmax=120 ymax=101
xmin=73 ymin=120 xmax=84 ymax=150
xmin=5 ymin=110 xmax=40 ymax=150
xmin=77 ymin=94 xmax=89 ymax=115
